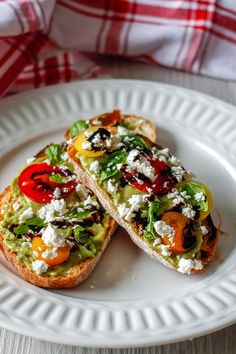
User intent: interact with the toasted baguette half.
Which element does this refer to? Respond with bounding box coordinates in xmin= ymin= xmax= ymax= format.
xmin=0 ymin=146 xmax=116 ymax=289
xmin=68 ymin=114 xmax=218 ymax=274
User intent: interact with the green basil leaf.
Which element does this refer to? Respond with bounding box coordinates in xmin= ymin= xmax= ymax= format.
xmin=101 ymin=151 xmax=128 ymax=181
xmin=14 ymin=224 xmax=29 ymax=235
xmin=179 ymin=182 xmax=208 ymax=212
xmin=122 ymin=135 xmax=149 ymax=150
xmin=74 ymin=225 xmax=91 ymax=244
xmin=69 ymin=209 xmax=91 ymax=220
xmin=49 ymin=173 xmax=68 ymax=184
xmin=69 ymin=120 xmax=89 ymax=138
xmin=45 ymin=144 xmax=63 ymax=165
xmin=25 ymin=216 xmax=45 ymax=227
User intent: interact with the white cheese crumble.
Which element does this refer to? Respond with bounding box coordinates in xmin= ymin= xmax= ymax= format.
xmin=53 ymin=187 xmax=61 ymax=199
xmin=117 ymin=126 xmax=129 ymax=135
xmin=26 ymin=157 xmax=36 ymax=164
xmin=82 ymin=141 xmax=92 ymax=150
xmin=32 ymin=260 xmax=48 ymax=275
xmin=117 ymin=203 xmax=130 ymax=218
xmin=126 ymin=149 xmax=156 ymax=181
xmin=168 ymin=155 xmax=181 ymax=166
xmin=195 ymin=192 xmax=205 ymax=202
xmin=153 ymin=238 xmax=161 ymax=247
xmin=90 ymin=160 xmax=101 ymax=175
xmin=107 ymin=179 xmax=118 ymax=194
xmin=85 ymin=131 xmax=94 ymax=139
xmin=171 ymin=166 xmax=185 ymax=182
xmin=37 ymin=199 xmax=68 ymax=222
xmin=160 ymin=244 xmax=172 ymax=256
xmin=182 ymin=206 xmax=196 ymax=219
xmin=200 ymin=225 xmax=208 ymax=235
xmin=42 ymin=224 xmax=65 ymax=248
xmin=42 ymin=249 xmax=57 ymax=259
xmin=83 ymin=195 xmax=99 ymax=209
xmin=75 ymin=183 xmax=89 ymax=200
xmin=12 ymin=201 xmax=20 ymax=211
xmin=177 ymin=258 xmax=203 ymax=274
xmin=153 ymin=220 xmax=175 ymax=243
xmin=19 ymin=207 xmax=34 ymax=224
xmin=61 ymin=151 xmax=69 ymax=161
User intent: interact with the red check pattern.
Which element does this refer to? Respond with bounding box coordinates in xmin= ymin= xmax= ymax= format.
xmin=0 ymin=0 xmax=236 ymax=97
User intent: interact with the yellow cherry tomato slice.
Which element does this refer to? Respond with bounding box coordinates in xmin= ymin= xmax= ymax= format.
xmin=177 ymin=181 xmax=213 ymax=221
xmin=161 ymin=211 xmax=189 ymax=253
xmin=32 ymin=236 xmax=70 ymax=266
xmin=73 ymin=126 xmax=106 ymax=157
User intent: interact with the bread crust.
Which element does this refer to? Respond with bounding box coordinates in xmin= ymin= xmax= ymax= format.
xmin=0 ymin=168 xmax=117 ymax=289
xmin=67 ymin=120 xmax=218 ymax=273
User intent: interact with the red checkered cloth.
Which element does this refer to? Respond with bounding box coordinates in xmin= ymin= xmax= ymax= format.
xmin=1 ymin=0 xmax=236 ymax=97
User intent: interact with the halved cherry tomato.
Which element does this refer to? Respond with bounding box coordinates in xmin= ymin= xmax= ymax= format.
xmin=124 ymin=157 xmax=177 ymax=194
xmin=177 ymin=181 xmax=213 ymax=221
xmin=32 ymin=236 xmax=70 ymax=266
xmin=74 ymin=126 xmax=112 ymax=157
xmin=161 ymin=211 xmax=195 ymax=253
xmin=90 ymin=109 xmax=122 ymax=127
xmin=18 ymin=162 xmax=76 ymax=204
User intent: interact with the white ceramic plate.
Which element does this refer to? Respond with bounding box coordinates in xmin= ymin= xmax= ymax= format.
xmin=0 ymin=79 xmax=236 ymax=348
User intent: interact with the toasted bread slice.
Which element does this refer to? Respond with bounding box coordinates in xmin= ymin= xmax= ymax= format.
xmin=67 ymin=113 xmax=218 ymax=274
xmin=0 ymin=145 xmax=116 ymax=289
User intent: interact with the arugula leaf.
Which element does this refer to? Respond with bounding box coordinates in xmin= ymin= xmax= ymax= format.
xmin=25 ymin=216 xmax=45 ymax=227
xmin=101 ymin=151 xmax=128 ymax=181
xmin=179 ymin=182 xmax=208 ymax=211
xmin=74 ymin=225 xmax=91 ymax=244
xmin=45 ymin=144 xmax=63 ymax=165
xmin=122 ymin=135 xmax=149 ymax=150
xmin=49 ymin=173 xmax=68 ymax=184
xmin=14 ymin=224 xmax=29 ymax=235
xmin=69 ymin=120 xmax=89 ymax=138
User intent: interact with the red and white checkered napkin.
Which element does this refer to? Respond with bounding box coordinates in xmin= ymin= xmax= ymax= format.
xmin=1 ymin=0 xmax=236 ymax=97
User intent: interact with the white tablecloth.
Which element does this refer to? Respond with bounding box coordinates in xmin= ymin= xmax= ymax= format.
xmin=1 ymin=56 xmax=235 ymax=354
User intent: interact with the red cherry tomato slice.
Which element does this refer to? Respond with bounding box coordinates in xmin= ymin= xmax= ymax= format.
xmin=124 ymin=157 xmax=177 ymax=194
xmin=90 ymin=110 xmax=122 ymax=127
xmin=18 ymin=162 xmax=76 ymax=204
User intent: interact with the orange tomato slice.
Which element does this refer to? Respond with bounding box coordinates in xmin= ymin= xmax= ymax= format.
xmin=32 ymin=236 xmax=70 ymax=266
xmin=161 ymin=211 xmax=189 ymax=253
xmin=73 ymin=126 xmax=106 ymax=157
xmin=90 ymin=109 xmax=122 ymax=127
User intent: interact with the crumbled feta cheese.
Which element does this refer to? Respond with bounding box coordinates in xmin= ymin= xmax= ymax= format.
xmin=82 ymin=141 xmax=92 ymax=150
xmin=153 ymin=238 xmax=161 ymax=247
xmin=66 ymin=138 xmax=73 ymax=145
xmin=32 ymin=260 xmax=48 ymax=275
xmin=90 ymin=160 xmax=101 ymax=175
xmin=75 ymin=183 xmax=89 ymax=200
xmin=92 ymin=119 xmax=102 ymax=126
xmin=26 ymin=157 xmax=36 ymax=164
xmin=126 ymin=149 xmax=156 ymax=181
xmin=160 ymin=244 xmax=172 ymax=256
xmin=61 ymin=151 xmax=69 ymax=161
xmin=83 ymin=195 xmax=99 ymax=209
xmin=168 ymin=155 xmax=181 ymax=166
xmin=105 ymin=139 xmax=112 ymax=148
xmin=121 ymin=194 xmax=146 ymax=221
xmin=42 ymin=224 xmax=65 ymax=248
xmin=171 ymin=166 xmax=185 ymax=182
xmin=85 ymin=131 xmax=94 ymax=139
xmin=180 ymin=191 xmax=191 ymax=199
xmin=42 ymin=249 xmax=57 ymax=259
xmin=12 ymin=201 xmax=20 ymax=211
xmin=200 ymin=225 xmax=208 ymax=235
xmin=182 ymin=206 xmax=196 ymax=219
xmin=37 ymin=199 xmax=67 ymax=222
xmin=110 ymin=133 xmax=122 ymax=151
xmin=66 ymin=240 xmax=74 ymax=248
xmin=107 ymin=179 xmax=118 ymax=194
xmin=177 ymin=258 xmax=203 ymax=274
xmin=117 ymin=203 xmax=130 ymax=218
xmin=117 ymin=126 xmax=129 ymax=135
xmin=195 ymin=192 xmax=205 ymax=202
xmin=154 ymin=220 xmax=175 ymax=243
xmin=91 ymin=133 xmax=102 ymax=145
xmin=53 ymin=187 xmax=61 ymax=199
xmin=19 ymin=207 xmax=34 ymax=224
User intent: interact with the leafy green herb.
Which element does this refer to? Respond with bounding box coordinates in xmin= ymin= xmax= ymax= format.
xmin=179 ymin=182 xmax=208 ymax=211
xmin=45 ymin=144 xmax=63 ymax=165
xmin=74 ymin=225 xmax=91 ymax=244
xmin=101 ymin=151 xmax=128 ymax=181
xmin=69 ymin=120 xmax=89 ymax=138
xmin=144 ymin=200 xmax=171 ymax=241
xmin=69 ymin=209 xmax=91 ymax=220
xmin=49 ymin=173 xmax=68 ymax=184
xmin=25 ymin=216 xmax=45 ymax=227
xmin=122 ymin=135 xmax=149 ymax=150
xmin=143 ymin=229 xmax=156 ymax=242
xmin=14 ymin=224 xmax=29 ymax=235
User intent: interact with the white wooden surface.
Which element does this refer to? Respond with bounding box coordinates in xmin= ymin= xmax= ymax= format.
xmin=1 ymin=57 xmax=236 ymax=353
